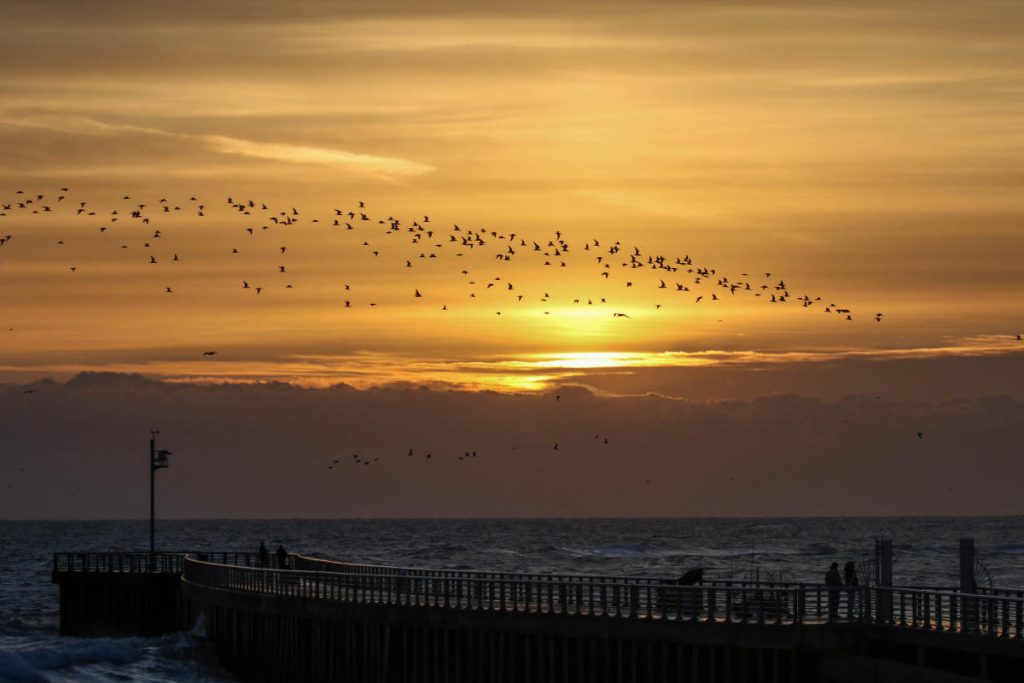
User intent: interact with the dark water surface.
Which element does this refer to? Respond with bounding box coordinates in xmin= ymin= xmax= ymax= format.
xmin=2 ymin=517 xmax=1023 ymax=682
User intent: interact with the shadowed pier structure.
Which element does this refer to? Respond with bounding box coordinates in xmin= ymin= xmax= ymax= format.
xmin=53 ymin=551 xmax=1024 ymax=683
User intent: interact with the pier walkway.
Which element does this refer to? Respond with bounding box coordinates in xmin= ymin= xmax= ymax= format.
xmin=53 ymin=551 xmax=1024 ymax=682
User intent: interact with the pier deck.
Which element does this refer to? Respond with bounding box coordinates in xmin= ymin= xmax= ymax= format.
xmin=53 ymin=551 xmax=1024 ymax=682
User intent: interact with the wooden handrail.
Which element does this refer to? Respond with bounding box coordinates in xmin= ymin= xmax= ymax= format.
xmin=180 ymin=554 xmax=1024 ymax=639
xmin=53 ymin=550 xmax=1024 ymax=640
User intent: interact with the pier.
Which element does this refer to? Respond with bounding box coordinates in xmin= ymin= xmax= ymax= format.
xmin=53 ymin=550 xmax=1024 ymax=683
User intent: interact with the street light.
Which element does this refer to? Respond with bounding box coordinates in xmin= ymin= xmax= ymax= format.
xmin=149 ymin=431 xmax=171 ymax=569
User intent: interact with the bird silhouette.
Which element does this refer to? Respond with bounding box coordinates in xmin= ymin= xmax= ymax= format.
xmin=1 ymin=184 xmax=876 ymax=391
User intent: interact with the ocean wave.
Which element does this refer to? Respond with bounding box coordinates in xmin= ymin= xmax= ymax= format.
xmin=22 ymin=639 xmax=141 ymax=670
xmin=556 ymin=544 xmax=688 ymax=559
xmin=0 ymin=638 xmax=141 ymax=683
xmin=554 ymin=544 xmax=808 ymax=561
xmin=0 ymin=617 xmax=56 ymax=637
xmin=902 ymin=545 xmax=956 ymax=556
xmin=0 ymin=651 xmax=46 ymax=683
xmin=152 ymin=631 xmax=218 ymax=665
xmin=801 ymin=543 xmax=838 ymax=556
xmin=407 ymin=543 xmax=471 ymax=558
xmin=482 ymin=548 xmax=524 ymax=557
xmin=991 ymin=544 xmax=1024 ymax=554
xmin=0 ymin=632 xmax=227 ymax=683
xmin=685 ymin=546 xmax=801 ymax=559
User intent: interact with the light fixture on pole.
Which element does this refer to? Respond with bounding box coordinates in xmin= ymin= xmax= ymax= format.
xmin=149 ymin=431 xmax=171 ymax=570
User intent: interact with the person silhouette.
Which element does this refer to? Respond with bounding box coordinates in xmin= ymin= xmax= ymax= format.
xmin=844 ymin=561 xmax=859 ymax=616
xmin=825 ymin=562 xmax=842 ymax=620
xmin=276 ymin=544 xmax=288 ymax=569
xmin=675 ymin=569 xmax=700 ymax=585
xmin=677 ymin=568 xmax=704 ymax=586
xmin=258 ymin=541 xmax=268 ymax=568
xmin=843 ymin=561 xmax=858 ymax=586
xmin=676 ymin=568 xmax=704 ymax=616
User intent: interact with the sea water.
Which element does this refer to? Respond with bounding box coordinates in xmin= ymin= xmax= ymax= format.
xmin=2 ymin=517 xmax=1023 ymax=683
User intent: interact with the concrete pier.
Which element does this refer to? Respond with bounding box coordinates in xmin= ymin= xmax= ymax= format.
xmin=53 ymin=551 xmax=1024 ymax=682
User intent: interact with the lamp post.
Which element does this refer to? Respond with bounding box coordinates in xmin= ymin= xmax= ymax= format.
xmin=149 ymin=431 xmax=171 ymax=570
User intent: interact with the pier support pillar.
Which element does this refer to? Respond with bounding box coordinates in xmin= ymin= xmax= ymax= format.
xmin=959 ymin=538 xmax=975 ymax=594
xmin=960 ymin=537 xmax=980 ymax=634
xmin=875 ymin=539 xmax=893 ymax=623
xmin=874 ymin=539 xmax=892 ymax=587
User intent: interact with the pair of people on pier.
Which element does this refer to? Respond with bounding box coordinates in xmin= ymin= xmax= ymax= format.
xmin=257 ymin=541 xmax=289 ymax=569
xmin=826 ymin=561 xmax=859 ymax=619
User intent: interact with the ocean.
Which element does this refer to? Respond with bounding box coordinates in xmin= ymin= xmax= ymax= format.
xmin=2 ymin=517 xmax=1023 ymax=682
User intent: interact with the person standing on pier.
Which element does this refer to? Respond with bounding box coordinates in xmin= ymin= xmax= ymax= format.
xmin=844 ymin=560 xmax=859 ymax=616
xmin=825 ymin=562 xmax=842 ymax=620
xmin=677 ymin=568 xmax=704 ymax=616
xmin=276 ymin=544 xmax=288 ymax=569
xmin=258 ymin=541 xmax=269 ymax=568
xmin=677 ymin=568 xmax=704 ymax=586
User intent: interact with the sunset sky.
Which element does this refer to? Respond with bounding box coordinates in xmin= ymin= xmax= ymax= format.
xmin=1 ymin=1 xmax=1022 ymax=517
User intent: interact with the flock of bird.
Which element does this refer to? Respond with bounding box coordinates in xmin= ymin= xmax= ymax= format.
xmin=5 ymin=187 xmax=1014 ymax=497
xmin=0 ymin=185 xmax=906 ymax=475
xmin=331 ymin=448 xmax=485 ymax=470
xmin=1 ymin=185 xmax=949 ymax=478
xmin=0 ymin=186 xmax=877 ymax=324
xmin=328 ymin=430 xmax=618 ymax=472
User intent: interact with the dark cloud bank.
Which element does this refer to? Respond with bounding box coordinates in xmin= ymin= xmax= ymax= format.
xmin=1 ymin=373 xmax=1021 ymax=519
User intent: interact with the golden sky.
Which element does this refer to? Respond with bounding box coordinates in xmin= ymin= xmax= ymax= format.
xmin=3 ymin=2 xmax=1024 ymax=519
xmin=1 ymin=0 xmax=1022 ymax=391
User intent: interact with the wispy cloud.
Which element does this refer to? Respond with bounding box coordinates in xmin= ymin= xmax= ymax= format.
xmin=201 ymin=135 xmax=433 ymax=177
xmin=0 ymin=112 xmax=433 ymax=179
xmin=2 ymin=338 xmax=1021 ymax=394
xmin=0 ymin=112 xmax=171 ymax=138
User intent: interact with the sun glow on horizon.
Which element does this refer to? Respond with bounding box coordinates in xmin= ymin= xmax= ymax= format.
xmin=6 ymin=337 xmax=1022 ymax=397
xmin=0 ymin=1 xmax=1022 ymax=394
xmin=521 ymin=351 xmax=708 ymax=370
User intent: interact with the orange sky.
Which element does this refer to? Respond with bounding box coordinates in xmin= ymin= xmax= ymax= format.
xmin=4 ymin=2 xmax=1024 ymax=519
xmin=1 ymin=0 xmax=1022 ymax=392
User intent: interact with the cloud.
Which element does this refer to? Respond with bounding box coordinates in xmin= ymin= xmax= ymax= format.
xmin=1 ymin=373 xmax=1022 ymax=519
xmin=1 ymin=339 xmax=1022 ymax=397
xmin=0 ymin=112 xmax=171 ymax=138
xmin=0 ymin=112 xmax=433 ymax=179
xmin=200 ymin=135 xmax=433 ymax=177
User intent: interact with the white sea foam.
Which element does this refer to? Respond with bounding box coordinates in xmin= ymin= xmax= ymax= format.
xmin=0 ymin=638 xmax=139 ymax=683
xmin=0 ymin=649 xmax=47 ymax=683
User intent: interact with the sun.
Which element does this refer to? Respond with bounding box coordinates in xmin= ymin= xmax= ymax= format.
xmin=533 ymin=351 xmax=636 ymax=370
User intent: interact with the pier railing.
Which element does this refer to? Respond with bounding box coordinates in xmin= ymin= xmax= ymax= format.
xmin=53 ymin=551 xmax=1024 ymax=638
xmin=186 ymin=557 xmax=823 ymax=625
xmin=53 ymin=552 xmax=186 ymax=574
xmin=291 ymin=553 xmax=812 ymax=594
xmin=183 ymin=556 xmax=1024 ymax=638
xmin=52 ymin=551 xmax=268 ymax=574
